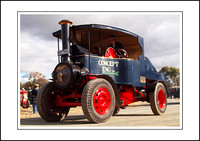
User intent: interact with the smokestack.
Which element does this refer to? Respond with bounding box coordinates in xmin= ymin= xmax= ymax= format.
xmin=59 ymin=20 xmax=73 ymax=62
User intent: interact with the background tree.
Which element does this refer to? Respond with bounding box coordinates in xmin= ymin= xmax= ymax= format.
xmin=29 ymin=72 xmax=49 ymax=87
xmin=20 ymin=81 xmax=25 ymax=90
xmin=35 ymin=77 xmax=49 ymax=87
xmin=159 ymin=66 xmax=180 ymax=86
xmin=177 ymin=76 xmax=180 ymax=86
xmin=23 ymin=81 xmax=33 ymax=90
xmin=29 ymin=72 xmax=45 ymax=83
xmin=20 ymin=72 xmax=49 ymax=90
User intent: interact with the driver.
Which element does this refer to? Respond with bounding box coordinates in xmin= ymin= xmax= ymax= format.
xmin=109 ymin=35 xmax=124 ymax=50
xmin=108 ymin=35 xmax=127 ymax=58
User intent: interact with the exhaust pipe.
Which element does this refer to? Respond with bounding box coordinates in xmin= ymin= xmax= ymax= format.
xmin=59 ymin=20 xmax=73 ymax=62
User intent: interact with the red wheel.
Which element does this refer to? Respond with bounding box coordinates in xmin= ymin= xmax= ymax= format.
xmin=93 ymin=87 xmax=111 ymax=115
xmin=81 ymin=78 xmax=115 ymax=123
xmin=21 ymin=101 xmax=30 ymax=108
xmin=157 ymin=89 xmax=166 ymax=109
xmin=105 ymin=47 xmax=117 ymax=58
xmin=149 ymin=82 xmax=167 ymax=115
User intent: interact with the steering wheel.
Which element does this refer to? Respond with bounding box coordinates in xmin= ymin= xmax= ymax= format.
xmin=116 ymin=49 xmax=128 ymax=58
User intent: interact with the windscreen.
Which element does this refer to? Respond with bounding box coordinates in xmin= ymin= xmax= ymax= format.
xmin=55 ymin=26 xmax=143 ymax=60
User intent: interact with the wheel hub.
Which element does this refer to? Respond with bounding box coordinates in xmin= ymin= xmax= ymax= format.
xmin=157 ymin=89 xmax=166 ymax=109
xmin=93 ymin=87 xmax=111 ymax=115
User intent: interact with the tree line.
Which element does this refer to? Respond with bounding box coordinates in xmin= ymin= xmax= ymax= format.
xmin=20 ymin=72 xmax=49 ymax=91
xmin=159 ymin=66 xmax=180 ymax=87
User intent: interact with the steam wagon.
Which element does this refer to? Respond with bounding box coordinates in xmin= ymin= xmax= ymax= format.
xmin=37 ymin=20 xmax=168 ymax=123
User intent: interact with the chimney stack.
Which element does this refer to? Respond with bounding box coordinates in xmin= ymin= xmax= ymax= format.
xmin=59 ymin=20 xmax=73 ymax=62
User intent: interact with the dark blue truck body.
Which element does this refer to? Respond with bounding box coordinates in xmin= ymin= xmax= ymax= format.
xmin=72 ymin=54 xmax=166 ymax=87
xmin=53 ymin=24 xmax=167 ymax=87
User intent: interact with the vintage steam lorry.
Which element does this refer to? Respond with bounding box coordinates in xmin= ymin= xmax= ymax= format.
xmin=37 ymin=20 xmax=168 ymax=123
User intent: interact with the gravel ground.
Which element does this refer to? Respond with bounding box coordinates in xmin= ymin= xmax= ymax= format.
xmin=20 ymin=98 xmax=180 ymax=128
xmin=20 ymin=101 xmax=149 ymax=119
xmin=20 ymin=105 xmax=83 ymax=118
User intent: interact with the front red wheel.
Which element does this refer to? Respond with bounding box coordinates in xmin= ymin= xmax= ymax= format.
xmin=93 ymin=87 xmax=111 ymax=115
xmin=81 ymin=78 xmax=115 ymax=123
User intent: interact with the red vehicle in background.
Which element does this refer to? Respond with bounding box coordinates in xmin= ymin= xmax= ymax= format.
xmin=20 ymin=90 xmax=30 ymax=108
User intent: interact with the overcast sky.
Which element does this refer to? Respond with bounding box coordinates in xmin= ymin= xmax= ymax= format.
xmin=20 ymin=12 xmax=181 ymax=83
xmin=2 ymin=1 xmax=199 ymax=139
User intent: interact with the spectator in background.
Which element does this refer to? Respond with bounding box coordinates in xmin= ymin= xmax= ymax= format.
xmin=22 ymin=87 xmax=25 ymax=91
xmin=28 ymin=86 xmax=32 ymax=105
xmin=168 ymin=88 xmax=171 ymax=98
xmin=32 ymin=84 xmax=39 ymax=114
xmin=171 ymin=88 xmax=175 ymax=99
xmin=177 ymin=88 xmax=180 ymax=98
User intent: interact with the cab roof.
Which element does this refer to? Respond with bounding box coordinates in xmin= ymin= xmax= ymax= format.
xmin=53 ymin=24 xmax=139 ymax=38
xmin=53 ymin=24 xmax=144 ymax=60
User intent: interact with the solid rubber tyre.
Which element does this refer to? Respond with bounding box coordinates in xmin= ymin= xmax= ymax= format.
xmin=37 ymin=82 xmax=70 ymax=122
xmin=81 ymin=78 xmax=115 ymax=123
xmin=113 ymin=107 xmax=120 ymax=115
xmin=149 ymin=82 xmax=167 ymax=115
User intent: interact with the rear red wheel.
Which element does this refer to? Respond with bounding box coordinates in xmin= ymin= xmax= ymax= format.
xmin=157 ymin=89 xmax=166 ymax=109
xmin=149 ymin=82 xmax=167 ymax=115
xmin=82 ymin=78 xmax=115 ymax=123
